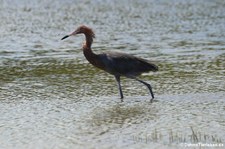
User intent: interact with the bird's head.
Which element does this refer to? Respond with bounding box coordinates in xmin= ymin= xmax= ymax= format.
xmin=61 ymin=25 xmax=95 ymax=40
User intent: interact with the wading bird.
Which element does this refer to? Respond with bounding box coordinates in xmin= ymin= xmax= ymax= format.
xmin=61 ymin=25 xmax=158 ymax=102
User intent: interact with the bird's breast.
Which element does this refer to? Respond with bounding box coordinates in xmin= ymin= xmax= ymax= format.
xmin=83 ymin=49 xmax=105 ymax=70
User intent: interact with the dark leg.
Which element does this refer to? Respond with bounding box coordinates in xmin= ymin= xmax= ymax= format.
xmin=127 ymin=76 xmax=154 ymax=102
xmin=115 ymin=75 xmax=124 ymax=102
xmin=136 ymin=78 xmax=154 ymax=102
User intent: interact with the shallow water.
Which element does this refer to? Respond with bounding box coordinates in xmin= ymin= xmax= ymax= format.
xmin=0 ymin=0 xmax=225 ymax=148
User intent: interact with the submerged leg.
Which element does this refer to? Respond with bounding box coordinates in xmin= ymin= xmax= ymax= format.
xmin=115 ymin=75 xmax=124 ymax=102
xmin=136 ymin=78 xmax=154 ymax=102
xmin=128 ymin=76 xmax=154 ymax=102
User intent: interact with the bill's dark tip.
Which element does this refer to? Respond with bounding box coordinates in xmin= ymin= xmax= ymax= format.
xmin=61 ymin=35 xmax=69 ymax=40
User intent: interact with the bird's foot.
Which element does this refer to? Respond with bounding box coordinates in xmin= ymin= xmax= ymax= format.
xmin=120 ymin=97 xmax=124 ymax=102
xmin=150 ymin=98 xmax=154 ymax=103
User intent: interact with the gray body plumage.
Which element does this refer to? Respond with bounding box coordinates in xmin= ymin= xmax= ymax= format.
xmin=98 ymin=51 xmax=158 ymax=77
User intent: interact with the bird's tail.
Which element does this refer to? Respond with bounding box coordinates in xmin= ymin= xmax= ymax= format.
xmin=140 ymin=59 xmax=159 ymax=72
xmin=149 ymin=63 xmax=158 ymax=72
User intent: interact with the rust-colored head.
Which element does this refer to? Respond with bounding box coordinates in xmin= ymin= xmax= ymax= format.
xmin=61 ymin=25 xmax=95 ymax=40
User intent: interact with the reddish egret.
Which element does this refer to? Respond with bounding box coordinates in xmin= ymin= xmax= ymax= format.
xmin=61 ymin=25 xmax=158 ymax=102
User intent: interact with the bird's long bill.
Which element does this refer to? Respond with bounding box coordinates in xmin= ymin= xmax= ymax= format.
xmin=61 ymin=30 xmax=79 ymax=40
xmin=61 ymin=35 xmax=70 ymax=40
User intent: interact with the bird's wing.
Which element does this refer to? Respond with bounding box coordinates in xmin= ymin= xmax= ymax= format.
xmin=98 ymin=51 xmax=158 ymax=76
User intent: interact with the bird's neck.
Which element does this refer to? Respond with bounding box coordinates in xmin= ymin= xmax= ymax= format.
xmin=84 ymin=34 xmax=93 ymax=49
xmin=82 ymin=34 xmax=97 ymax=66
xmin=82 ymin=34 xmax=105 ymax=70
xmin=82 ymin=33 xmax=95 ymax=58
xmin=83 ymin=47 xmax=103 ymax=70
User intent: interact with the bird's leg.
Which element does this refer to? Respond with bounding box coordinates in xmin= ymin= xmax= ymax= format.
xmin=136 ymin=78 xmax=154 ymax=102
xmin=115 ymin=75 xmax=124 ymax=102
xmin=128 ymin=76 xmax=154 ymax=102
